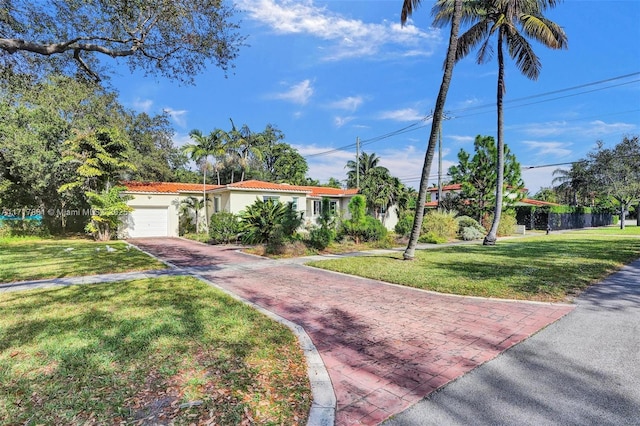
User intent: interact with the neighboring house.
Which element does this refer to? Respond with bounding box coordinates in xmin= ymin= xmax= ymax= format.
xmin=425 ymin=183 xmax=555 ymax=209
xmin=120 ymin=179 xmax=371 ymax=238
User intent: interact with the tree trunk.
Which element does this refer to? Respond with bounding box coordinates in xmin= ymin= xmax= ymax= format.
xmin=404 ymin=0 xmax=462 ymax=260
xmin=637 ymin=202 xmax=640 ymax=226
xmin=483 ymin=30 xmax=506 ymax=246
xmin=203 ymin=169 xmax=208 ymax=232
xmin=620 ymin=204 xmax=627 ymax=230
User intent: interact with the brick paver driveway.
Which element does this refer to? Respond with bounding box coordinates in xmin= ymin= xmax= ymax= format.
xmin=130 ymin=238 xmax=574 ymax=425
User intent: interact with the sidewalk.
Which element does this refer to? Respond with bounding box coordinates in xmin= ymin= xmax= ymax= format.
xmin=383 ymin=257 xmax=640 ymax=425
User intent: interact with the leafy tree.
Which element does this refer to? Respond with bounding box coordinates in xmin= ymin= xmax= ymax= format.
xmin=84 ymin=185 xmax=133 ymax=241
xmin=532 ymin=187 xmax=559 ymax=204
xmin=433 ymin=0 xmax=567 ymax=245
xmin=260 ymin=142 xmax=309 ymax=185
xmin=448 ymin=135 xmax=524 ymax=223
xmin=59 ymin=127 xmax=135 ymax=193
xmin=346 ymin=151 xmax=407 ymax=220
xmin=401 ymin=0 xmax=462 ymax=260
xmin=585 ymin=136 xmax=640 ymax=229
xmin=125 ymin=112 xmax=186 ymax=182
xmin=552 ymin=161 xmax=593 ymax=206
xmin=0 ymin=0 xmax=244 ymax=83
xmin=325 ymin=177 xmax=343 ymax=189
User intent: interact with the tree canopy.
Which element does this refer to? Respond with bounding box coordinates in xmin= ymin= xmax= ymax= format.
xmin=448 ymin=135 xmax=524 ymax=222
xmin=0 ymin=0 xmax=245 ymax=83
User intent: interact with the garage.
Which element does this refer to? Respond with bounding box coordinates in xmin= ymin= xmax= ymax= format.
xmin=126 ymin=207 xmax=169 ymax=238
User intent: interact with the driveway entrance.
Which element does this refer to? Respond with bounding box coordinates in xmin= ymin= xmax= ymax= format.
xmin=130 ymin=238 xmax=574 ymax=425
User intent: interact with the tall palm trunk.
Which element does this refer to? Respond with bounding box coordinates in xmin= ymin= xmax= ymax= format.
xmin=484 ymin=30 xmax=506 ymax=246
xmin=404 ymin=0 xmax=462 ymax=260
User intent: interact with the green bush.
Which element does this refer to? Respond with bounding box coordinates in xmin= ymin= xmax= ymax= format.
xmin=460 ymin=226 xmax=485 ymax=241
xmin=209 ymin=212 xmax=241 ymax=244
xmin=361 ymin=216 xmax=387 ymax=242
xmin=498 ymin=213 xmax=517 ymax=236
xmin=420 ymin=210 xmax=458 ymax=243
xmin=455 ymin=215 xmax=485 ymax=240
xmin=308 ymin=226 xmax=335 ymax=250
xmin=394 ymin=215 xmax=413 ymax=237
xmin=419 ymin=231 xmax=448 ymax=244
xmin=240 ymin=199 xmax=303 ymax=247
xmin=0 ymin=219 xmax=48 ymax=238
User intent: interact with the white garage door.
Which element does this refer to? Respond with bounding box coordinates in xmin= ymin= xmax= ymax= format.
xmin=127 ymin=207 xmax=169 ymax=237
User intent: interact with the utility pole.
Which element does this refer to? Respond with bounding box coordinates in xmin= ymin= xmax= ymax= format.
xmin=356 ymin=136 xmax=360 ymax=189
xmin=437 ymin=112 xmax=452 ymax=211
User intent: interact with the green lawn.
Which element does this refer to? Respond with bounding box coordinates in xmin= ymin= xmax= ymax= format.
xmin=307 ymin=233 xmax=640 ymax=302
xmin=0 ymin=277 xmax=311 ymax=424
xmin=568 ymin=224 xmax=640 ymax=235
xmin=0 ymin=238 xmax=167 ymax=283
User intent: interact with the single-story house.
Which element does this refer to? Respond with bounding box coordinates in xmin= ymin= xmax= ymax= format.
xmin=119 ymin=179 xmax=392 ymax=238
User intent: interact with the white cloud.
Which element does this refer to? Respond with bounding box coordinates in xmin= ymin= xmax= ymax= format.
xmin=334 ymin=116 xmax=355 ymax=128
xmin=378 ymin=108 xmax=427 ymax=122
xmin=133 ymin=98 xmax=153 ymax=113
xmin=449 ymin=135 xmax=475 ymax=144
xmin=329 ymin=96 xmax=364 ymax=112
xmin=173 ymin=132 xmax=193 ymax=148
xmin=523 ymin=141 xmax=572 ymax=158
xmin=238 ymin=0 xmax=440 ymax=61
xmin=514 ymin=119 xmax=636 ymax=138
xmin=163 ymin=108 xmax=188 ymax=128
xmin=273 ymin=79 xmax=314 ymax=105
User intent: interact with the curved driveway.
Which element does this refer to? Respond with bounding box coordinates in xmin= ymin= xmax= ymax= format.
xmin=130 ymin=238 xmax=574 ymax=425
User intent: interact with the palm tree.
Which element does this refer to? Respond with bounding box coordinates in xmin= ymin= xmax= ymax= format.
xmin=183 ymin=129 xmax=216 ymax=230
xmin=346 ymin=152 xmax=385 ymax=188
xmin=433 ymin=0 xmax=567 ymax=245
xmin=237 ymin=124 xmax=263 ymax=182
xmin=401 ymin=0 xmax=463 ymax=260
xmin=180 ymin=196 xmax=205 ymax=234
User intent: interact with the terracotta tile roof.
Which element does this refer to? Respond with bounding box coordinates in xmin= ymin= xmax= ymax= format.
xmin=222 ymin=180 xmax=358 ymax=197
xmin=519 ymin=198 xmax=561 ymax=207
xmin=122 ymin=181 xmax=221 ymax=194
xmin=427 ymin=184 xmax=461 ymax=192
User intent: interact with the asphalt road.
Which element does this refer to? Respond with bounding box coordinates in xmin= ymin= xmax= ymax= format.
xmin=383 ymin=258 xmax=640 ymax=426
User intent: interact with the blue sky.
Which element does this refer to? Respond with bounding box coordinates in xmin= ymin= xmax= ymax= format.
xmin=110 ymin=0 xmax=640 ymax=194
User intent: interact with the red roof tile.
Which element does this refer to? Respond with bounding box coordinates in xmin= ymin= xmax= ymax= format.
xmin=123 ymin=180 xmax=359 ymax=197
xmin=427 ymin=184 xmax=461 ymax=192
xmin=224 ymin=180 xmax=358 ymax=197
xmin=122 ymin=181 xmax=221 ymax=194
xmin=519 ymin=198 xmax=561 ymax=206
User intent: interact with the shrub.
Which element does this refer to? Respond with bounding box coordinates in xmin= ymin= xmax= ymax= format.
xmin=455 ymin=215 xmax=485 ymax=240
xmin=460 ymin=226 xmax=485 ymax=241
xmin=361 ymin=216 xmax=387 ymax=242
xmin=420 ymin=210 xmax=458 ymax=243
xmin=308 ymin=226 xmax=335 ymax=250
xmin=209 ymin=212 xmax=241 ymax=244
xmin=0 ymin=219 xmax=48 ymax=238
xmin=497 ymin=212 xmax=517 ymax=236
xmin=394 ymin=214 xmax=413 ymax=237
xmin=240 ymin=198 xmax=303 ymax=246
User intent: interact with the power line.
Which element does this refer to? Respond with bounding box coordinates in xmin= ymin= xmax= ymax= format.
xmin=302 ymin=71 xmax=640 ymax=160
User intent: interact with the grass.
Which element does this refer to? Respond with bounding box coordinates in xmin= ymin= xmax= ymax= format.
xmin=568 ymin=224 xmax=640 ymax=235
xmin=0 ymin=239 xmax=167 ymax=283
xmin=0 ymin=277 xmax=311 ymax=424
xmin=307 ymin=233 xmax=640 ymax=302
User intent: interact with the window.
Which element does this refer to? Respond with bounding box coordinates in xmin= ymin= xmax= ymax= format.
xmin=330 ymin=201 xmax=338 ymax=214
xmin=263 ymin=196 xmax=280 ymax=203
xmin=291 ymin=197 xmax=298 ymax=210
xmin=313 ymin=200 xmax=321 ymax=216
xmin=214 ymin=196 xmax=221 ymax=213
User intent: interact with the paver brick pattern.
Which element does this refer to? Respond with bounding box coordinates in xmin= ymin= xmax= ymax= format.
xmin=131 ymin=238 xmax=574 ymax=425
